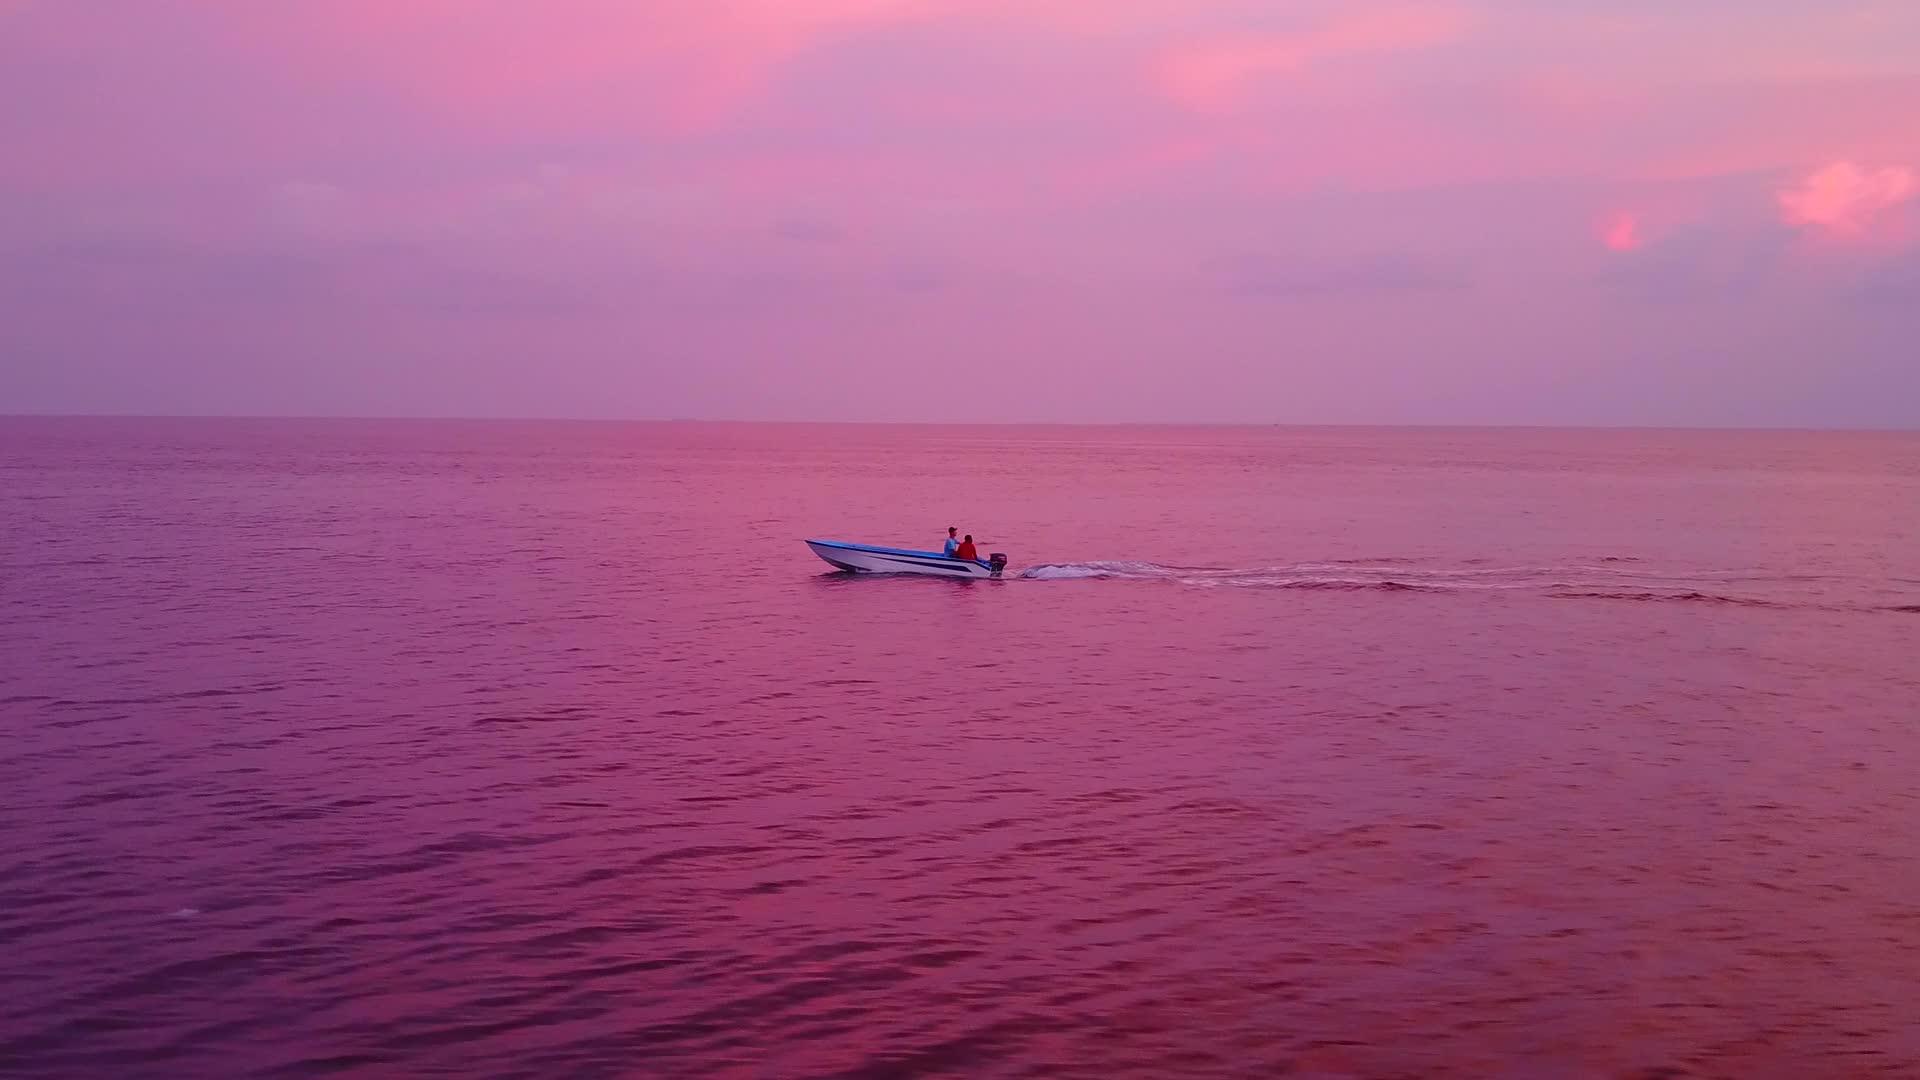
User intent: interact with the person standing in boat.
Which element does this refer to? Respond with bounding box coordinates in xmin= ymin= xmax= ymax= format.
xmin=943 ymin=526 xmax=960 ymax=557
xmin=953 ymin=534 xmax=980 ymax=562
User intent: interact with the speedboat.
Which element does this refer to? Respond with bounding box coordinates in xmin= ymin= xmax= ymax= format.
xmin=806 ymin=539 xmax=1008 ymax=578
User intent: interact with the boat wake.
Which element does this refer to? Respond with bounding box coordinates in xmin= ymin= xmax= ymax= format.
xmin=1021 ymin=561 xmax=1179 ymax=580
xmin=1017 ymin=560 xmax=1914 ymax=612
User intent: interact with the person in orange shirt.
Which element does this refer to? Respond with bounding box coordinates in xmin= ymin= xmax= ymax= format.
xmin=953 ymin=534 xmax=979 ymax=562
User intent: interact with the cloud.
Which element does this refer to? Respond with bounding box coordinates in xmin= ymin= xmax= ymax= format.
xmin=1777 ymin=161 xmax=1917 ymax=237
xmin=1600 ymin=211 xmax=1643 ymax=252
xmin=1156 ymin=6 xmax=1468 ymax=111
xmin=1206 ymin=251 xmax=1468 ymax=297
xmin=772 ymin=218 xmax=846 ymax=244
xmin=1597 ymin=224 xmax=1793 ymax=302
xmin=887 ymin=261 xmax=950 ymax=292
xmin=268 ymin=180 xmax=352 ymax=235
xmin=1855 ymin=251 xmax=1920 ymax=303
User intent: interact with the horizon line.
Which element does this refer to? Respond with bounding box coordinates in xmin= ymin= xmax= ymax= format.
xmin=2 ymin=412 xmax=1918 ymax=434
xmin=5 ymin=411 xmax=1920 ymax=433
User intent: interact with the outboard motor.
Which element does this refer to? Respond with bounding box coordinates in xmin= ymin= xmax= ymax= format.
xmin=988 ymin=553 xmax=1009 ymax=576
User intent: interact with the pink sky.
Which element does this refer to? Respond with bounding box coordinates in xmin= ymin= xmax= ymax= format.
xmin=3 ymin=0 xmax=1919 ymax=425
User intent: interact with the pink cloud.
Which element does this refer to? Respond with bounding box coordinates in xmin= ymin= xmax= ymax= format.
xmin=1777 ymin=161 xmax=1917 ymax=237
xmin=1156 ymin=7 xmax=1469 ymax=111
xmin=203 ymin=0 xmax=945 ymax=138
xmin=1599 ymin=211 xmax=1643 ymax=252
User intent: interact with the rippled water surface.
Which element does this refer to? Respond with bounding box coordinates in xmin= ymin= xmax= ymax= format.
xmin=3 ymin=418 xmax=1919 ymax=1078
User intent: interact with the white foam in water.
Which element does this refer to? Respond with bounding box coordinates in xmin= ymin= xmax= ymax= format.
xmin=1017 ymin=560 xmax=1806 ymax=602
xmin=1020 ymin=565 xmax=1113 ymax=580
xmin=1020 ymin=561 xmax=1179 ymax=580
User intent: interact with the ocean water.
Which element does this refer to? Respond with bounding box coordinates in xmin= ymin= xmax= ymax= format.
xmin=2 ymin=417 xmax=1918 ymax=1079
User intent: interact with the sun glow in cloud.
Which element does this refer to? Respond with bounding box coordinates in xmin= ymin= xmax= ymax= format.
xmin=1600 ymin=212 xmax=1643 ymax=252
xmin=1778 ymin=161 xmax=1918 ymax=238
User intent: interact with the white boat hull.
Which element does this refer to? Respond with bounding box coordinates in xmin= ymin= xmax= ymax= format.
xmin=807 ymin=540 xmax=1003 ymax=578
